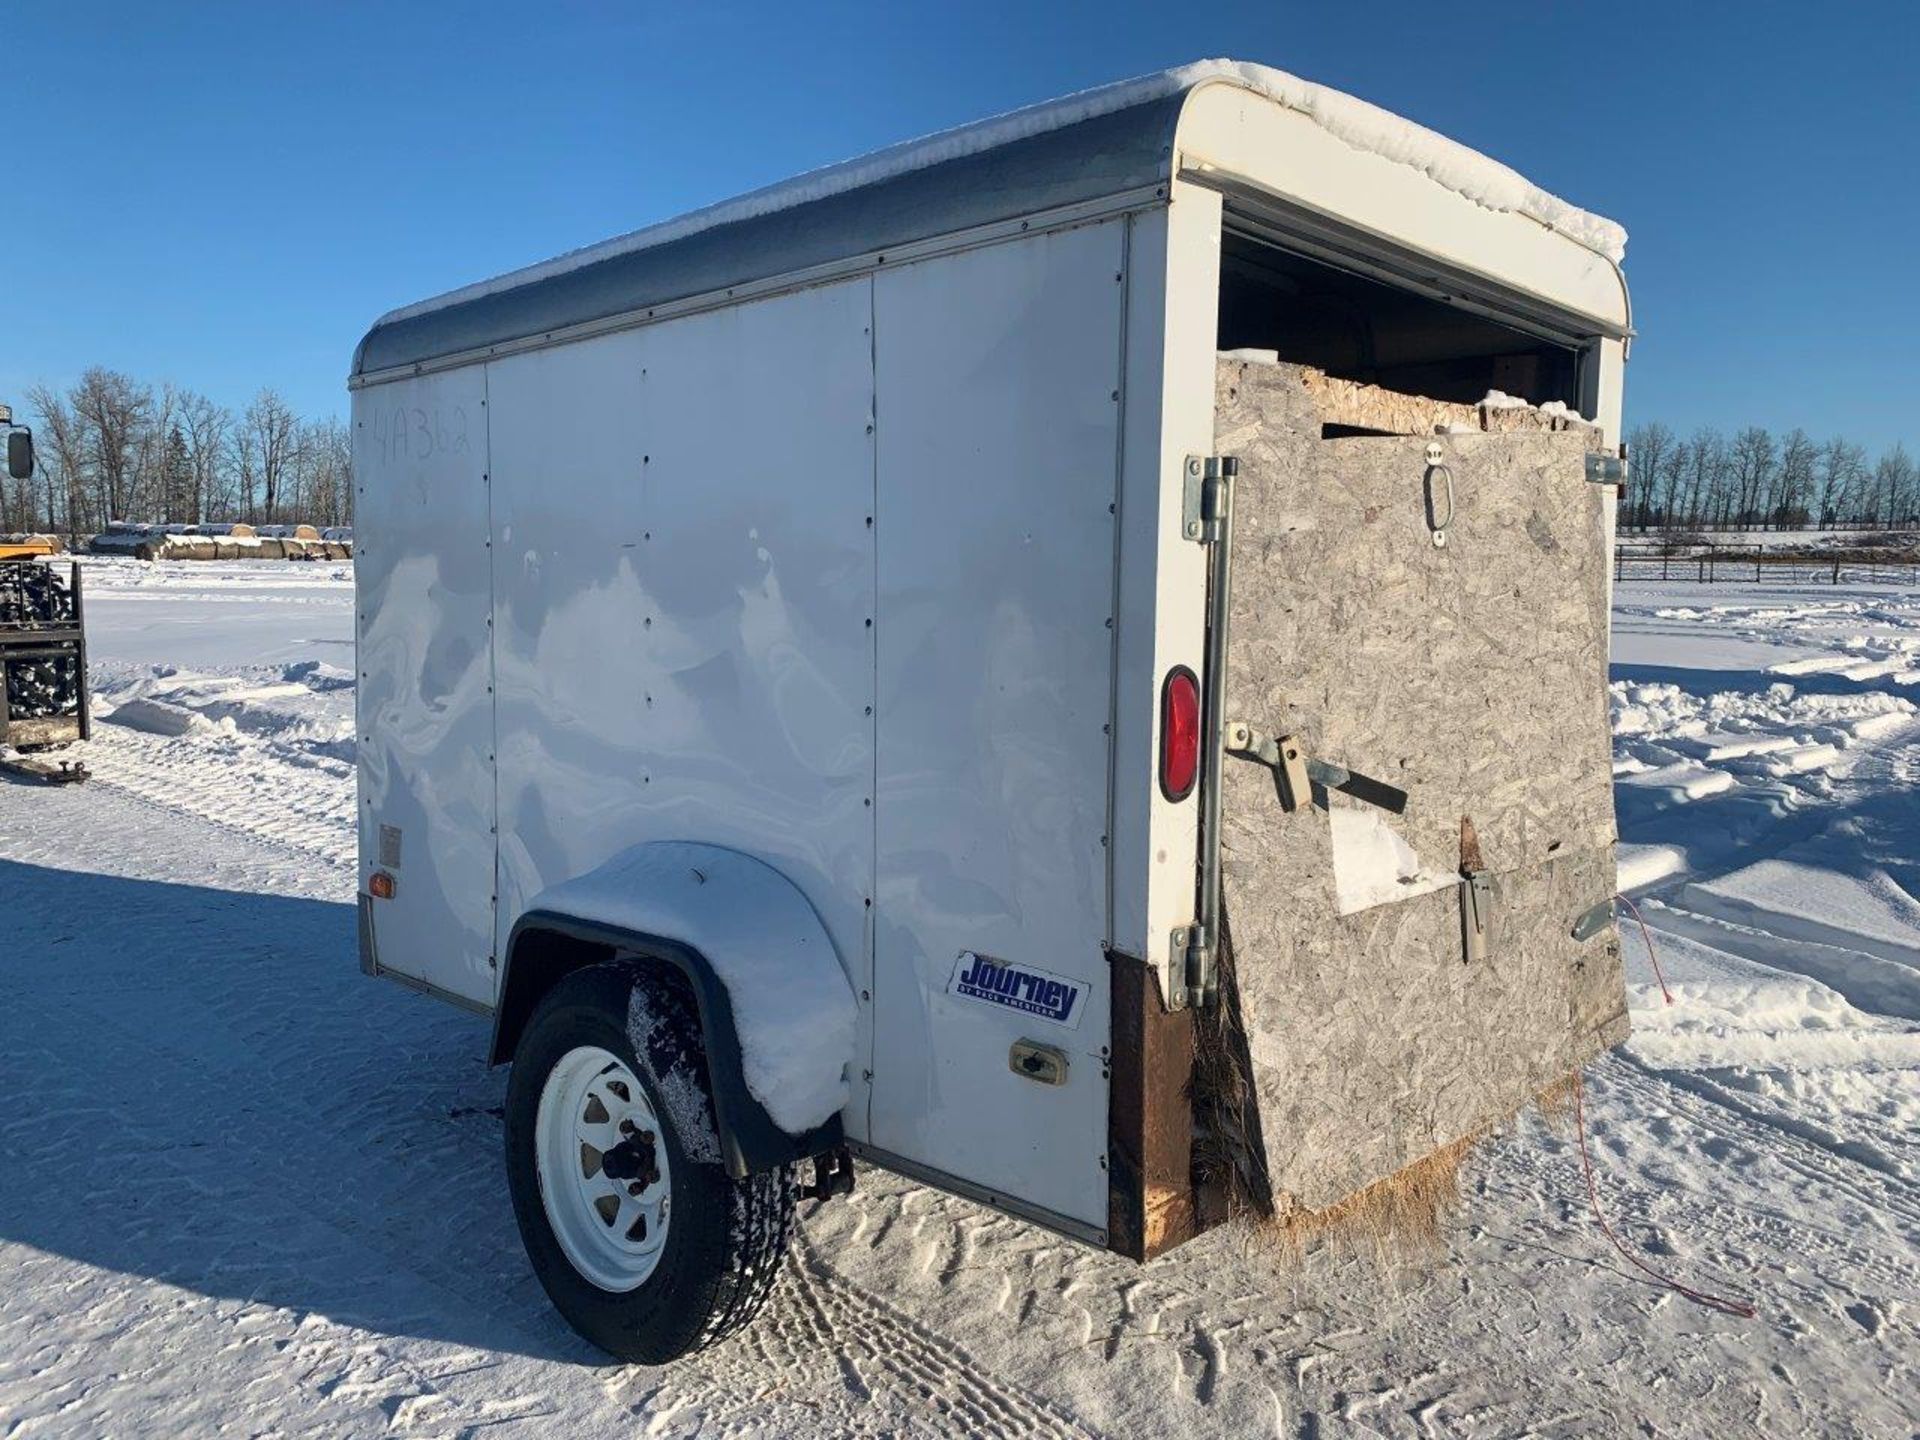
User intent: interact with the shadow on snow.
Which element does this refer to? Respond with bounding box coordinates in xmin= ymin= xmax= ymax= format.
xmin=0 ymin=859 xmax=597 ymax=1365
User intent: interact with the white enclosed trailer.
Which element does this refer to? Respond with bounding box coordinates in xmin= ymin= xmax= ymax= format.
xmin=351 ymin=60 xmax=1631 ymax=1361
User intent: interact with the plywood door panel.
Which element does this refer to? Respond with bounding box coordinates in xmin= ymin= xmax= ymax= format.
xmin=1213 ymin=358 xmax=1625 ymax=1212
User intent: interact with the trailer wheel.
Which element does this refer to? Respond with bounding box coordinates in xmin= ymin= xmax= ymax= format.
xmin=503 ymin=962 xmax=796 ymax=1363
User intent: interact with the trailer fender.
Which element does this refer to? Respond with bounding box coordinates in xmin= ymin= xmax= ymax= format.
xmin=493 ymin=842 xmax=856 ymax=1177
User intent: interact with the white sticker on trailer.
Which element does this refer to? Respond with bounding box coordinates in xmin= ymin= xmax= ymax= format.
xmin=947 ymin=952 xmax=1086 ymax=1029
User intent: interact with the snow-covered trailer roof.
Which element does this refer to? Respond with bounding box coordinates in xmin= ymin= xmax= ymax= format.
xmin=353 ymin=60 xmax=1629 ymax=385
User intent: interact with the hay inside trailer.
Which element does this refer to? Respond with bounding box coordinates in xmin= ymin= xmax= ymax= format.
xmin=1201 ymin=358 xmax=1627 ymax=1228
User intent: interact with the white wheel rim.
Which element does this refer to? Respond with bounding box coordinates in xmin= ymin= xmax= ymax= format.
xmin=535 ymin=1045 xmax=673 ymax=1292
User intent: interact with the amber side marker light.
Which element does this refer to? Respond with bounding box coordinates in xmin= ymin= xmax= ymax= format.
xmin=369 ymin=871 xmax=397 ymax=900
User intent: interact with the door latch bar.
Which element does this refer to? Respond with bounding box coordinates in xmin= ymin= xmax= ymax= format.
xmin=1223 ymin=723 xmax=1410 ymax=815
xmin=1171 ymin=454 xmax=1239 ymax=1011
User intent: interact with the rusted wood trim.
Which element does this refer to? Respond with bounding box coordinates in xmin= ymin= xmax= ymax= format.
xmin=1107 ymin=950 xmax=1199 ymax=1261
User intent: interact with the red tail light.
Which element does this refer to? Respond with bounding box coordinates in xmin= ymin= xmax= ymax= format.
xmin=1160 ymin=666 xmax=1200 ymax=801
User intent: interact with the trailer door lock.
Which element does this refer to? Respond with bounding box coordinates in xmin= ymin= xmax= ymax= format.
xmin=1009 ymin=1040 xmax=1068 ymax=1086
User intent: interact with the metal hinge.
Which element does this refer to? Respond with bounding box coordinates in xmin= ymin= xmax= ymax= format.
xmin=1182 ymin=454 xmax=1239 ymax=543
xmin=1167 ymin=923 xmax=1213 ymax=1013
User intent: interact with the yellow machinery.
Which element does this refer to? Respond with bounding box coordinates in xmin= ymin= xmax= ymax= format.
xmin=0 ymin=536 xmax=61 ymax=561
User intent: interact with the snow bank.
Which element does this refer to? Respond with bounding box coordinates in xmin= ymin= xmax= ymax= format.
xmin=381 ymin=59 xmax=1624 ymax=328
xmin=528 ymin=842 xmax=857 ymax=1136
xmin=102 ymin=696 xmax=218 ymax=737
xmin=1616 ymin=842 xmax=1687 ymax=891
xmin=96 ymin=663 xmax=357 ymax=753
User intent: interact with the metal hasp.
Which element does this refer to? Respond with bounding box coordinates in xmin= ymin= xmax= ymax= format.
xmin=1460 ymin=869 xmax=1494 ymax=963
xmin=1223 ymin=723 xmax=1410 ymax=816
xmin=1173 ymin=454 xmax=1238 ymax=1011
xmin=1424 ymin=442 xmax=1455 ymax=549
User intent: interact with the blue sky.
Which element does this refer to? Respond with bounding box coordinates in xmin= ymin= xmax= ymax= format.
xmin=4 ymin=1 xmax=1916 ymax=453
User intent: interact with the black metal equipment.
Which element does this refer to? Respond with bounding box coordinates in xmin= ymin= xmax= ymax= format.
xmin=0 ymin=559 xmax=91 ymax=781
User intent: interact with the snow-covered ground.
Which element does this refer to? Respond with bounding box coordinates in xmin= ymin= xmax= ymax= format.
xmin=1 ymin=558 xmax=1915 ymax=1438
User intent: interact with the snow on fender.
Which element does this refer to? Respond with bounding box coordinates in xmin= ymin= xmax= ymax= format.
xmin=526 ymin=842 xmax=857 ymax=1136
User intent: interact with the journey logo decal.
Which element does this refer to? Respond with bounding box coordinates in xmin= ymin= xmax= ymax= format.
xmin=947 ymin=952 xmax=1084 ymax=1028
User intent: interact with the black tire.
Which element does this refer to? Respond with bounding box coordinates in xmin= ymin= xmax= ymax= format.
xmin=503 ymin=961 xmax=796 ymax=1363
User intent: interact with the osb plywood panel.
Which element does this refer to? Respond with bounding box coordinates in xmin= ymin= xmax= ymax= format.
xmin=1213 ymin=359 xmax=1627 ymax=1212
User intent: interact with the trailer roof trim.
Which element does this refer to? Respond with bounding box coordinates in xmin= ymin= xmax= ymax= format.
xmin=356 ymin=59 xmax=1627 ymax=379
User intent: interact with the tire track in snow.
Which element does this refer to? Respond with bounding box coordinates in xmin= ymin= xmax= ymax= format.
xmin=1618 ymin=1050 xmax=1915 ymax=1192
xmin=82 ymin=724 xmax=358 ymax=875
xmin=625 ymin=1235 xmax=1106 ymax=1438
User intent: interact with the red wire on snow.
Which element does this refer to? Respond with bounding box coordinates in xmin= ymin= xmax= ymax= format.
xmin=1571 ymin=1073 xmax=1757 ymax=1319
xmin=1617 ymin=890 xmax=1674 ymax=1005
xmin=1567 ymin=905 xmax=1754 ymax=1318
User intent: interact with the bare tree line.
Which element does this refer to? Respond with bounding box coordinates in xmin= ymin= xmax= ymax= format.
xmin=9 ymin=374 xmax=1910 ymax=541
xmin=2 ymin=367 xmax=350 ymax=536
xmin=1626 ymin=421 xmax=1917 ymax=534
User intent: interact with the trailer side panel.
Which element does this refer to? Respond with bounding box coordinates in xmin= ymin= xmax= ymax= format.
xmin=862 ymin=221 xmax=1128 ymax=1233
xmin=483 ymin=282 xmax=879 ymax=1134
xmin=353 ymin=367 xmax=499 ymax=1006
